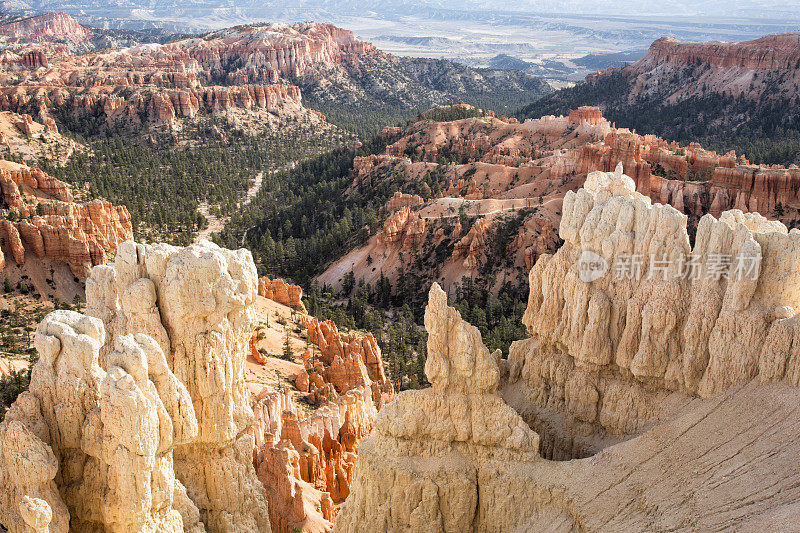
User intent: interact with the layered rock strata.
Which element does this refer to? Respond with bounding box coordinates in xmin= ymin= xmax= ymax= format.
xmin=0 ymin=21 xmax=366 ymax=131
xmin=607 ymin=32 xmax=800 ymax=104
xmin=0 ymin=14 xmax=89 ymax=45
xmin=325 ymin=105 xmax=800 ymax=298
xmin=0 ymin=163 xmax=132 ymax=277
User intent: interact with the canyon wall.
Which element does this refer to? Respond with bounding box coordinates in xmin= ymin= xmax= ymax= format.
xmin=645 ymin=33 xmax=800 ymax=73
xmin=0 ymin=13 xmax=90 ymax=45
xmin=0 ymin=21 xmax=370 ymax=130
xmin=0 ymin=84 xmax=303 ymax=129
xmin=587 ymin=32 xmax=800 ymax=109
xmin=162 ymin=23 xmax=374 ymax=85
xmin=325 ymin=106 xmax=800 ymax=304
xmin=0 ymin=162 xmax=132 ymax=277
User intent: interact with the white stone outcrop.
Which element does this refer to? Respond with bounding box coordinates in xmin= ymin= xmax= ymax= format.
xmin=336 ymin=167 xmax=800 ymax=531
xmin=0 ymin=311 xmax=203 ymax=532
xmin=505 ymin=163 xmax=800 ymax=455
xmin=86 ymin=240 xmax=271 ymax=532
xmin=335 ymin=283 xmax=541 ymax=531
xmin=0 ymin=240 xmax=271 ymax=533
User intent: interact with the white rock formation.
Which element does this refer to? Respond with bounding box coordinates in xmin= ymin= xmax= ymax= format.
xmin=501 ymin=164 xmax=800 ymax=457
xmin=0 ymin=311 xmax=203 ymax=533
xmin=86 ymin=240 xmax=272 ymax=532
xmin=335 ymin=283 xmax=541 ymax=531
xmin=337 ymin=167 xmax=800 ymax=531
xmin=0 ymin=240 xmax=271 ymax=533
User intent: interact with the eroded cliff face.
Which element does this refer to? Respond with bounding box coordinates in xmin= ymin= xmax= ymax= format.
xmin=337 ymin=167 xmax=800 ymax=531
xmin=0 ymin=13 xmax=90 ymax=46
xmin=0 ymin=161 xmax=132 ymax=277
xmin=0 ymin=21 xmax=365 ymax=132
xmin=0 ymin=310 xmax=203 ymax=533
xmin=0 ymin=240 xmax=274 ymax=533
xmin=258 ymin=276 xmax=307 ymax=313
xmin=616 ymin=33 xmax=800 ymax=104
xmin=85 ymin=240 xmax=272 ymax=532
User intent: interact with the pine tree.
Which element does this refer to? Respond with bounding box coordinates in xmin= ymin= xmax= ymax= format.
xmin=283 ymin=327 xmax=293 ymax=360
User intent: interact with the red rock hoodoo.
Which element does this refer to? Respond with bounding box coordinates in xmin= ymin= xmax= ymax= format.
xmin=0 ymin=161 xmax=132 ymax=277
xmin=251 ymin=314 xmax=394 ymax=532
xmin=258 ymin=276 xmax=308 ymax=313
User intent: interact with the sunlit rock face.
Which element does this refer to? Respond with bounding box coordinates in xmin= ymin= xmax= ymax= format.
xmin=0 ymin=311 xmax=203 ymax=533
xmin=337 ymin=167 xmax=800 ymax=531
xmin=335 ymin=282 xmax=541 ymax=531
xmin=0 ymin=240 xmax=273 ymax=533
xmin=86 ymin=240 xmax=272 ymax=532
xmin=0 ymin=163 xmax=132 ymax=277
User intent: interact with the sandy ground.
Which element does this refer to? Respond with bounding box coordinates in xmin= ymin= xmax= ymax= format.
xmin=245 ymin=295 xmax=308 ymax=396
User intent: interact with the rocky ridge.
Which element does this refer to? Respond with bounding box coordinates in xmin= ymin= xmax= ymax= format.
xmin=258 ymin=276 xmax=307 ymax=313
xmin=0 ymin=20 xmax=336 ymax=131
xmin=523 ymin=31 xmax=800 ymax=166
xmin=0 ymin=13 xmax=89 ymax=46
xmin=321 ymin=105 xmax=800 ymax=297
xmin=0 ymin=16 xmax=550 ymax=135
xmin=614 ymin=33 xmax=800 ymax=103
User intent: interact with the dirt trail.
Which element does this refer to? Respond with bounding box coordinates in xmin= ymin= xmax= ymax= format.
xmin=194 ymin=172 xmax=263 ymax=243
